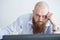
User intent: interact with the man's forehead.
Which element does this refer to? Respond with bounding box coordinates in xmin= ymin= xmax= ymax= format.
xmin=34 ymin=7 xmax=48 ymax=15
xmin=34 ymin=10 xmax=48 ymax=15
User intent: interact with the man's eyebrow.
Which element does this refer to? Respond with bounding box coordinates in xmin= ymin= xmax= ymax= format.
xmin=35 ymin=14 xmax=46 ymax=17
xmin=35 ymin=14 xmax=39 ymax=16
xmin=36 ymin=14 xmax=39 ymax=16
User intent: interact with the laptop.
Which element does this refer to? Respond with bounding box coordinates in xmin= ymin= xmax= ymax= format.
xmin=2 ymin=34 xmax=60 ymax=40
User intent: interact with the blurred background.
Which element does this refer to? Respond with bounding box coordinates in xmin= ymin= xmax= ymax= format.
xmin=0 ymin=0 xmax=60 ymax=29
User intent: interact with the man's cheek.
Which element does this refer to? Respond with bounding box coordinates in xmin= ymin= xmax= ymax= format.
xmin=34 ymin=18 xmax=39 ymax=22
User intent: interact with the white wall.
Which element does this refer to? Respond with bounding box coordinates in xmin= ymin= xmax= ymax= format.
xmin=0 ymin=0 xmax=60 ymax=28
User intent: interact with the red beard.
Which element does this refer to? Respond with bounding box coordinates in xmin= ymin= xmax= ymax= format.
xmin=32 ymin=18 xmax=46 ymax=34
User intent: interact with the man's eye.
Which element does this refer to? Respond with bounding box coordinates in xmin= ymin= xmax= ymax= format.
xmin=45 ymin=16 xmax=47 ymax=19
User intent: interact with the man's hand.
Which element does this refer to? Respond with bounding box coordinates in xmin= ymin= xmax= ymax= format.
xmin=47 ymin=12 xmax=52 ymax=20
xmin=47 ymin=12 xmax=58 ymax=32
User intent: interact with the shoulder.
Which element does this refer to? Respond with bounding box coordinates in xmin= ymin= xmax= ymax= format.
xmin=17 ymin=13 xmax=32 ymax=22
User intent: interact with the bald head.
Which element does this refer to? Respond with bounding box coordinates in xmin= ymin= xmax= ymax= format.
xmin=33 ymin=1 xmax=49 ymax=15
xmin=34 ymin=1 xmax=49 ymax=10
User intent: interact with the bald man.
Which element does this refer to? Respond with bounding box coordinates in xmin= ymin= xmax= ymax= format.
xmin=0 ymin=1 xmax=58 ymax=39
xmin=32 ymin=1 xmax=57 ymax=34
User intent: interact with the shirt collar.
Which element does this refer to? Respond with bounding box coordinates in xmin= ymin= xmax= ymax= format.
xmin=45 ymin=20 xmax=51 ymax=27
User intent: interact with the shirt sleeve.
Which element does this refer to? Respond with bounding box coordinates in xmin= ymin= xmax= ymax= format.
xmin=0 ymin=17 xmax=22 ymax=39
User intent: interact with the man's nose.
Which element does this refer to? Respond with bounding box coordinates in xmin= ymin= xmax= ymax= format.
xmin=39 ymin=16 xmax=43 ymax=21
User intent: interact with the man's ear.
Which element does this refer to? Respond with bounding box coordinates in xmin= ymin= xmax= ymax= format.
xmin=32 ymin=10 xmax=35 ymax=15
xmin=32 ymin=10 xmax=34 ymax=13
xmin=32 ymin=10 xmax=35 ymax=17
xmin=47 ymin=12 xmax=53 ymax=19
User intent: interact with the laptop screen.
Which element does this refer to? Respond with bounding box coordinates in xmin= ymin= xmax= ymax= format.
xmin=2 ymin=34 xmax=60 ymax=40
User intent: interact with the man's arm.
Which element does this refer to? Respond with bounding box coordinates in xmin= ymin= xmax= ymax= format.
xmin=0 ymin=17 xmax=22 ymax=39
xmin=47 ymin=12 xmax=59 ymax=33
